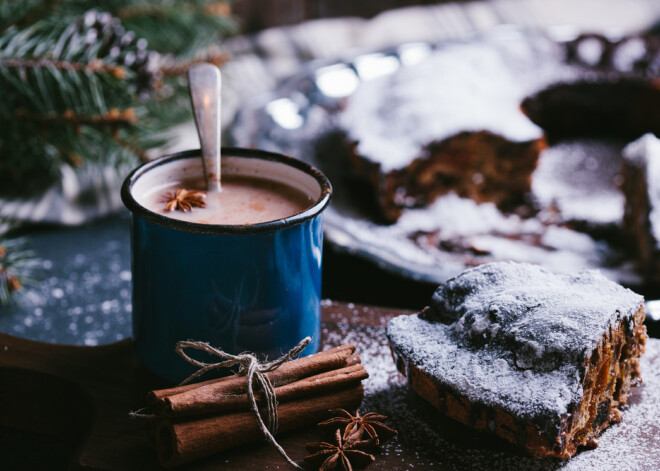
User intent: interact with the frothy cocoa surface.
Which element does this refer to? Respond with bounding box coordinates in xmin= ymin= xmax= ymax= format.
xmin=141 ymin=175 xmax=313 ymax=225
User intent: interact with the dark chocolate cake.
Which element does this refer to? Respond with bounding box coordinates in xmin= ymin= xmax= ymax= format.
xmin=386 ymin=262 xmax=647 ymax=458
xmin=622 ymin=133 xmax=660 ymax=284
xmin=340 ymin=32 xmax=660 ymax=223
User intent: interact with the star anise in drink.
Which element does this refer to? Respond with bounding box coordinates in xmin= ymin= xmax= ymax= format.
xmin=161 ymin=189 xmax=206 ymax=212
xmin=305 ymin=429 xmax=376 ymax=471
xmin=319 ymin=409 xmax=397 ymax=444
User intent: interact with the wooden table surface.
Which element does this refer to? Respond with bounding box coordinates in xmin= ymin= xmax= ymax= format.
xmin=1 ymin=301 xmax=659 ymax=471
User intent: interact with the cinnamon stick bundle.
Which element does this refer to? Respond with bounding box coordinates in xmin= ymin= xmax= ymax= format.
xmin=157 ymin=385 xmax=364 ymax=467
xmin=139 ymin=344 xmax=368 ymax=467
xmin=150 ymin=344 xmax=360 ymax=416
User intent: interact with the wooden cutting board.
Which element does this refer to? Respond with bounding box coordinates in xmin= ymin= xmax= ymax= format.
xmin=1 ymin=301 xmax=658 ymax=470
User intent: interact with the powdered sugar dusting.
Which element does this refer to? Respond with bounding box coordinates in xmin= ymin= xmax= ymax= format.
xmin=387 ymin=262 xmax=643 ymax=438
xmin=323 ymin=194 xmax=640 ymax=285
xmin=340 ymin=36 xmax=551 ymax=172
xmin=532 ymin=139 xmax=625 ymax=226
xmin=320 ymin=301 xmax=658 ymax=470
xmin=622 ymin=133 xmax=660 ymax=244
xmin=340 ymin=31 xmax=586 ymax=173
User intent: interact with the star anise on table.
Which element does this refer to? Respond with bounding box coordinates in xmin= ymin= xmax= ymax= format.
xmin=305 ymin=429 xmax=376 ymax=471
xmin=161 ymin=189 xmax=206 ymax=212
xmin=319 ymin=409 xmax=398 ymax=444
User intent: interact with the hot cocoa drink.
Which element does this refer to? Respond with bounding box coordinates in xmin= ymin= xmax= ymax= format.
xmin=140 ymin=174 xmax=312 ymax=225
xmin=131 ymin=155 xmax=316 ymax=226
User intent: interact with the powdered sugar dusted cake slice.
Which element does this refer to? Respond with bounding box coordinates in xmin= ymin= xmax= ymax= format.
xmin=386 ymin=262 xmax=647 ymax=458
xmin=622 ymin=133 xmax=660 ymax=284
xmin=340 ymin=31 xmax=660 ymax=223
xmin=340 ymin=32 xmax=557 ymax=222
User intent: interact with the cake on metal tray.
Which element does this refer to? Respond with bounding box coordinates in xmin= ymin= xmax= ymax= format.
xmin=340 ymin=32 xmax=660 ymax=223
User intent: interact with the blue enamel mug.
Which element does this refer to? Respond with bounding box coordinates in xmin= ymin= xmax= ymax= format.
xmin=121 ymin=147 xmax=332 ymax=382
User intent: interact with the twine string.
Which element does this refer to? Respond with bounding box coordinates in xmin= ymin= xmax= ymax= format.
xmin=128 ymin=407 xmax=157 ymax=420
xmin=175 ymin=336 xmax=312 ymax=469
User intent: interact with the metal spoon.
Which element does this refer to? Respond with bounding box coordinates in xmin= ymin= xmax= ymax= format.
xmin=188 ymin=63 xmax=222 ymax=192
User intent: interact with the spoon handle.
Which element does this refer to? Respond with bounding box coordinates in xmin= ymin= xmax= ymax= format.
xmin=188 ymin=63 xmax=222 ymax=192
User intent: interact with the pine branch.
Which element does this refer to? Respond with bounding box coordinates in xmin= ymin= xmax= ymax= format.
xmin=0 ymin=107 xmax=161 ymax=194
xmin=113 ymin=135 xmax=152 ymax=163
xmin=0 ymin=9 xmax=164 ymax=194
xmin=116 ymin=2 xmax=232 ymax=20
xmin=111 ymin=1 xmax=237 ymax=57
xmin=0 ymin=224 xmax=40 ymax=306
xmin=0 ymin=3 xmax=236 ymax=194
xmin=126 ymin=13 xmax=236 ymax=58
xmin=159 ymin=50 xmax=230 ymax=77
xmin=51 ymin=1 xmax=237 ymax=57
xmin=15 ymin=107 xmax=138 ymax=126
xmin=0 ymin=13 xmax=159 ymax=117
xmin=0 ymin=57 xmax=127 ymax=77
xmin=0 ymin=0 xmax=59 ymax=32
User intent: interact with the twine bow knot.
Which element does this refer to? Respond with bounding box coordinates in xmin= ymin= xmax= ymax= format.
xmin=176 ymin=337 xmax=312 ymax=469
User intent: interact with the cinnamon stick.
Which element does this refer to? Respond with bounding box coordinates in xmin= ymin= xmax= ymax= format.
xmin=149 ymin=343 xmax=357 ymax=409
xmin=147 ymin=343 xmax=360 ymax=407
xmin=156 ymin=384 xmax=364 ymax=467
xmin=346 ymin=353 xmax=361 ymax=366
xmin=160 ymin=363 xmax=368 ymax=417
